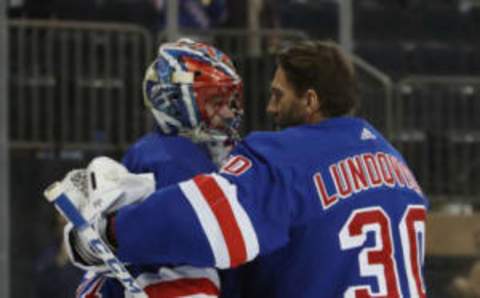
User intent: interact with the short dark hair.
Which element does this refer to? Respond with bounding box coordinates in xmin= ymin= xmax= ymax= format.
xmin=277 ymin=40 xmax=358 ymax=117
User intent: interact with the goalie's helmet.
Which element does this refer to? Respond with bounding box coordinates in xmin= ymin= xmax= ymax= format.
xmin=143 ymin=38 xmax=243 ymax=145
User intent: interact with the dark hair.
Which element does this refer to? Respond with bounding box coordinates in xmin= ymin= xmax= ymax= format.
xmin=276 ymin=40 xmax=358 ymax=117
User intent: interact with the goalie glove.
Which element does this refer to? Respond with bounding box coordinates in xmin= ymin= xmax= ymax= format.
xmin=82 ymin=156 xmax=155 ymax=220
xmin=52 ymin=156 xmax=155 ymax=272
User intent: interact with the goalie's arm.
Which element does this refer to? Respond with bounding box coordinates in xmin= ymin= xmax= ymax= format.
xmin=113 ymin=172 xmax=291 ymax=269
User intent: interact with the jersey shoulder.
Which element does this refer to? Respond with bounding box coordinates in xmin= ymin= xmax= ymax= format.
xmin=240 ymin=117 xmax=373 ymax=165
xmin=122 ymin=132 xmax=171 ymax=171
xmin=125 ymin=131 xmax=178 ymax=159
xmin=123 ymin=132 xmax=216 ymax=186
xmin=124 ymin=131 xmax=212 ymax=165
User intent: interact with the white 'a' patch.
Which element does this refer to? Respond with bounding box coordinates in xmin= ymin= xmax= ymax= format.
xmin=361 ymin=127 xmax=377 ymax=141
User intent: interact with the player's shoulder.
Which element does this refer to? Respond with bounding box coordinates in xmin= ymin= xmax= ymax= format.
xmin=235 ymin=128 xmax=316 ymax=168
xmin=241 ymin=117 xmax=370 ymax=158
xmin=128 ymin=131 xmax=195 ymax=154
xmin=125 ymin=132 xmax=165 ymax=157
xmin=123 ymin=130 xmax=202 ymax=167
xmin=129 ymin=130 xmax=171 ymax=147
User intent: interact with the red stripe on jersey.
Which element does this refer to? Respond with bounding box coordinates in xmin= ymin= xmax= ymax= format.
xmin=193 ymin=175 xmax=247 ymax=267
xmin=145 ymin=277 xmax=219 ymax=297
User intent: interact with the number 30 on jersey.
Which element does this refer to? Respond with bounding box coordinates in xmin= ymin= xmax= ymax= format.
xmin=339 ymin=205 xmax=426 ymax=298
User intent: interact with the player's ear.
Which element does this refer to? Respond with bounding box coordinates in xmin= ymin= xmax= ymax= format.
xmin=304 ymin=88 xmax=321 ymax=114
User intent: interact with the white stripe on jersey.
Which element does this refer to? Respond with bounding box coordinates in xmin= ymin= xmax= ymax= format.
xmin=179 ymin=179 xmax=231 ymax=268
xmin=134 ymin=266 xmax=220 ymax=290
xmin=159 ymin=266 xmax=219 ymax=289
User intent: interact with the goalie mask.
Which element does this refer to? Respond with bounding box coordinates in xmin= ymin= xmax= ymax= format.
xmin=143 ymin=38 xmax=243 ymax=147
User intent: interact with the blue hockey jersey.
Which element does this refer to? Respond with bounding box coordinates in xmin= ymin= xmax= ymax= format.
xmin=77 ymin=130 xmax=220 ymax=298
xmin=122 ymin=130 xmax=216 ymax=187
xmin=115 ymin=117 xmax=428 ymax=298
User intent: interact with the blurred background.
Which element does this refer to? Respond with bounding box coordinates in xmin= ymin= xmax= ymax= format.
xmin=1 ymin=0 xmax=480 ymax=297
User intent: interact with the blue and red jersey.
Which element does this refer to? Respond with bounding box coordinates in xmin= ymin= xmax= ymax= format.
xmin=115 ymin=117 xmax=428 ymax=298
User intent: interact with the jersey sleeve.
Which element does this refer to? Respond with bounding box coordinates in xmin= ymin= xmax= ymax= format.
xmin=114 ymin=138 xmax=294 ymax=269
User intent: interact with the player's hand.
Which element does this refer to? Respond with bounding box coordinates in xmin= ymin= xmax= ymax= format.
xmin=51 ymin=156 xmax=155 ymax=272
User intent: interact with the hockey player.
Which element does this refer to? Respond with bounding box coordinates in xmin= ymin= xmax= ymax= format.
xmin=67 ymin=40 xmax=428 ymax=297
xmin=65 ymin=38 xmax=243 ymax=297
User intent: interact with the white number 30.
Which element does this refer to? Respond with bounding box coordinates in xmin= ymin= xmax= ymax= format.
xmin=339 ymin=205 xmax=426 ymax=298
